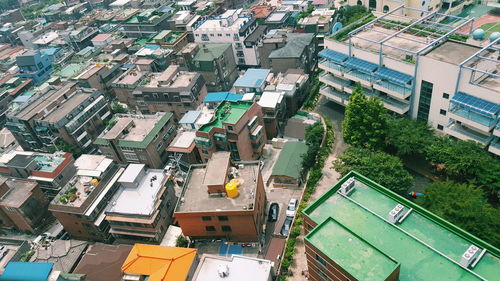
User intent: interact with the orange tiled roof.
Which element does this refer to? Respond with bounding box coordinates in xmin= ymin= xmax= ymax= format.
xmin=251 ymin=5 xmax=275 ymax=18
xmin=121 ymin=244 xmax=197 ymax=281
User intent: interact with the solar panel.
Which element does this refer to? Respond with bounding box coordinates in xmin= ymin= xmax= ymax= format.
xmin=450 ymin=92 xmax=500 ymax=118
xmin=345 ymin=57 xmax=378 ymax=73
xmin=375 ymin=67 xmax=413 ymax=86
xmin=318 ymin=49 xmax=349 ymax=64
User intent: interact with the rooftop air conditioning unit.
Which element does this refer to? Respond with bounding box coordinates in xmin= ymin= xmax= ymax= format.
xmin=339 ymin=177 xmax=355 ymax=195
xmin=460 ymin=245 xmax=479 ymax=268
xmin=388 ymin=204 xmax=405 ymax=224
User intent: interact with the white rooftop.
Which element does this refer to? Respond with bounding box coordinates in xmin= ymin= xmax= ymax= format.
xmin=118 ymin=163 xmax=145 ymax=183
xmin=258 ymin=91 xmax=283 ymax=108
xmin=107 ymin=169 xmax=165 ymax=215
xmin=193 ymin=255 xmax=274 ymax=281
xmin=33 ymin=32 xmax=59 ymax=45
xmin=75 ymin=155 xmax=113 ymax=178
xmin=109 ymin=0 xmax=130 ymax=6
xmin=169 ymin=131 xmax=196 ymax=149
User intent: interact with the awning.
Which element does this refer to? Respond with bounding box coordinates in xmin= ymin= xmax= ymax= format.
xmin=375 ymin=67 xmax=413 ymax=85
xmin=345 ymin=57 xmax=378 ymax=73
xmin=318 ymin=49 xmax=349 ymax=64
xmin=450 ymin=92 xmax=500 ymax=118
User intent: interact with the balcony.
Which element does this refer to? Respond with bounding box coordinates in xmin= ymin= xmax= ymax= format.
xmin=365 ymin=92 xmax=410 ymax=114
xmin=488 ymin=138 xmax=500 ymax=156
xmin=444 ymin=122 xmax=492 ymax=146
xmin=448 ymin=106 xmax=497 ymax=134
xmin=319 ymin=85 xmax=350 ymax=106
xmin=373 ymin=80 xmax=412 ymax=100
xmin=319 ymin=73 xmax=351 ymax=90
xmin=344 ymin=70 xmax=373 ymax=87
xmin=318 ymin=60 xmax=343 ymax=76
xmin=494 ymin=124 xmax=500 ymax=138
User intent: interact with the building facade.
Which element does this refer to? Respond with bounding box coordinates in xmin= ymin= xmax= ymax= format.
xmin=174 ymin=152 xmax=266 ymax=242
xmin=0 ymin=177 xmax=51 ymax=232
xmin=105 ymin=164 xmax=177 ymax=243
xmin=16 ymin=50 xmax=53 ymax=84
xmin=318 ymin=7 xmax=499 ymax=156
xmin=195 ymin=101 xmax=266 ymax=162
xmin=95 ymin=112 xmax=176 ymax=169
xmin=49 ymin=155 xmax=125 ymax=242
xmin=193 ymin=9 xmax=263 ymax=66
xmin=302 ymin=171 xmax=500 ymax=281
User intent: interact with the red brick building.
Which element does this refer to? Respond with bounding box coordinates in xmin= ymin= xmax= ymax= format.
xmin=174 ymin=152 xmax=266 ymax=242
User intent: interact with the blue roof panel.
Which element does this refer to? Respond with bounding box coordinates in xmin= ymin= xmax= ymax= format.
xmin=179 ymin=110 xmax=201 ymax=124
xmin=345 ymin=57 xmax=378 ymax=73
xmin=450 ymin=92 xmax=500 ymax=118
xmin=375 ymin=67 xmax=413 ymax=85
xmin=318 ymin=49 xmax=349 ymax=64
xmin=0 ymin=262 xmax=54 ymax=281
xmin=204 ymin=92 xmax=243 ymax=103
xmin=233 ymin=69 xmax=271 ymax=88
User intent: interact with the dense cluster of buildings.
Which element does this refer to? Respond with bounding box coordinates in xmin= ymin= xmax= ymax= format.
xmin=0 ymin=0 xmax=498 ymax=280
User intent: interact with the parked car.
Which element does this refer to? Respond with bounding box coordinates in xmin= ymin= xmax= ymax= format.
xmin=268 ymin=202 xmax=279 ymax=222
xmin=280 ymin=216 xmax=293 ymax=236
xmin=285 ymin=198 xmax=298 ymax=217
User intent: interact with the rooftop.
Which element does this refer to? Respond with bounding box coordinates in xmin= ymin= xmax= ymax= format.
xmin=234 ymin=69 xmax=271 ymax=88
xmin=198 ymin=101 xmax=253 ymax=133
xmin=269 ymin=33 xmax=314 ymax=59
xmin=112 ymin=68 xmax=144 ymax=86
xmin=125 ymin=9 xmax=165 ymax=24
xmin=107 ymin=165 xmax=165 ymax=216
xmin=343 ymin=6 xmax=474 ymax=60
xmin=303 ymin=171 xmax=500 ymax=281
xmin=121 ymin=244 xmax=197 ymax=281
xmin=175 ymin=157 xmax=261 ymax=213
xmin=257 ymin=91 xmax=283 ymax=108
xmin=192 ymin=254 xmax=274 ymax=281
xmin=425 ymin=41 xmax=481 ymax=65
xmin=40 ymin=91 xmax=91 ymax=123
xmin=73 ymin=243 xmax=133 ymax=281
xmin=32 ymin=240 xmax=88 ymax=273
xmin=96 ymin=113 xmax=172 ymax=149
xmin=193 ymin=43 xmax=231 ymax=61
xmin=0 ymin=262 xmax=53 ymax=281
xmin=167 ymin=131 xmax=196 ymax=153
xmin=142 ymin=66 xmax=197 ymax=88
xmin=0 ymin=178 xmax=38 ymax=208
xmin=271 ymin=141 xmax=308 ymax=179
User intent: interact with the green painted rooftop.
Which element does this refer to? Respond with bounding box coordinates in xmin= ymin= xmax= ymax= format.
xmin=307 ymin=218 xmax=399 ymax=281
xmin=303 ymin=171 xmax=500 ymax=281
xmin=57 ymin=64 xmax=84 ymax=78
xmin=34 ymin=154 xmax=65 ymax=172
xmin=193 ymin=43 xmax=231 ymax=61
xmin=271 ymin=141 xmax=308 ymax=179
xmin=199 ymin=101 xmax=253 ymax=133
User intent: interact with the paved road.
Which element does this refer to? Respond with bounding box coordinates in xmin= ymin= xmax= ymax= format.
xmin=288 ymin=97 xmax=348 ymax=280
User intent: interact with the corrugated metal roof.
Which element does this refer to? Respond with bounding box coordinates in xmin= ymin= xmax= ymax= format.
xmin=271 ymin=141 xmax=308 ymax=179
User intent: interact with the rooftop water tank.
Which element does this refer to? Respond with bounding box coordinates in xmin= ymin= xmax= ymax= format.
xmin=472 ymin=29 xmax=485 ymax=40
xmin=490 ymin=32 xmax=500 ymax=42
xmin=225 ymin=181 xmax=239 ymax=198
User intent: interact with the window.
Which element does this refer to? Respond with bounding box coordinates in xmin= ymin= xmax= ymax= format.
xmin=233 ymin=34 xmax=239 ymax=41
xmin=218 ymin=33 xmax=222 ymax=37
xmin=210 ymin=34 xmax=214 ymax=37
xmin=227 ymin=125 xmax=233 ymax=131
xmin=417 ymin=80 xmax=434 ymax=121
xmin=123 ymin=153 xmax=139 ymax=161
xmin=440 ymin=109 xmax=446 ymax=115
xmin=201 ymin=34 xmax=209 ymax=41
xmin=226 ymin=34 xmax=231 ymax=37
xmin=202 ymin=216 xmax=212 ymax=221
xmin=443 ymin=93 xmax=449 ymax=99
xmin=316 ymin=254 xmax=327 ymax=267
xmin=221 ymin=225 xmax=232 ymax=232
xmin=218 ymin=216 xmax=229 ymax=221
xmin=205 ymin=226 xmax=216 ymax=231
xmin=195 ymin=34 xmax=199 ymax=37
xmin=437 ymin=124 xmax=444 ymax=130
xmin=318 ymin=270 xmax=328 ymax=280
xmin=236 ymin=51 xmax=244 ymax=57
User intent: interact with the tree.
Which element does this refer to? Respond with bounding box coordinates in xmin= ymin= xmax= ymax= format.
xmin=302 ymin=122 xmax=324 ymax=171
xmin=175 ymin=235 xmax=189 ymax=248
xmin=111 ymin=102 xmax=128 ymax=114
xmin=424 ymin=138 xmax=499 ymax=202
xmin=342 ymin=84 xmax=387 ymax=150
xmin=417 ymin=181 xmax=500 ymax=248
xmin=332 ymin=147 xmax=413 ymax=194
xmin=385 ymin=116 xmax=435 ymax=156
xmin=48 ymin=141 xmax=83 ymax=158
xmin=336 ymin=5 xmax=369 ymax=26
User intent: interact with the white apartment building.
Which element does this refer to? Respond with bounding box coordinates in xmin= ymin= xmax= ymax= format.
xmin=319 ymin=6 xmax=499 ymax=155
xmin=193 ymin=9 xmax=263 ymax=66
xmin=351 ymin=0 xmax=476 ymax=17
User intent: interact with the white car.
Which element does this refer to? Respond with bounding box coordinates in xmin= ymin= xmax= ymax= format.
xmin=285 ymin=198 xmax=298 ymax=217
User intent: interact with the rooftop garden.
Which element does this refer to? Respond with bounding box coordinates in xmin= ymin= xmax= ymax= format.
xmin=58 ymin=187 xmax=81 ymax=204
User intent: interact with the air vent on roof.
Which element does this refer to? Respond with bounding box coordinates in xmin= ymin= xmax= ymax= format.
xmin=460 ymin=245 xmax=480 ymax=268
xmin=388 ymin=204 xmax=405 ymax=224
xmin=218 ymin=264 xmax=229 ymax=277
xmin=339 ymin=177 xmax=355 ymax=195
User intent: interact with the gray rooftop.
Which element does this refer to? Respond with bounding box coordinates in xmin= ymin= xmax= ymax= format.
xmin=192 ymin=254 xmax=273 ymax=281
xmin=425 ymin=41 xmax=481 ymax=65
xmin=32 ymin=240 xmax=88 ymax=273
xmin=41 ymin=92 xmax=91 ymax=123
xmin=176 ymin=161 xmax=261 ymax=213
xmin=0 ymin=177 xmax=38 ymax=208
xmin=202 ymin=152 xmax=231 ymax=187
xmin=269 ymin=33 xmax=314 ymax=59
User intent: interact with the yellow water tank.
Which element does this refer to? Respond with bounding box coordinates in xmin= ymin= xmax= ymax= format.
xmin=91 ymin=178 xmax=99 ymax=186
xmin=225 ymin=182 xmax=239 ymax=198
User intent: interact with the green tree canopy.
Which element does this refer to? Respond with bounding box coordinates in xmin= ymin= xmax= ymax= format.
xmin=385 ymin=116 xmax=436 ymax=156
xmin=336 ymin=5 xmax=369 ymax=26
xmin=302 ymin=122 xmax=324 ymax=171
xmin=111 ymin=102 xmax=128 ymax=114
xmin=416 ymin=181 xmax=500 ymax=248
xmin=332 ymin=147 xmax=413 ymax=194
xmin=342 ymin=84 xmax=388 ymax=150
